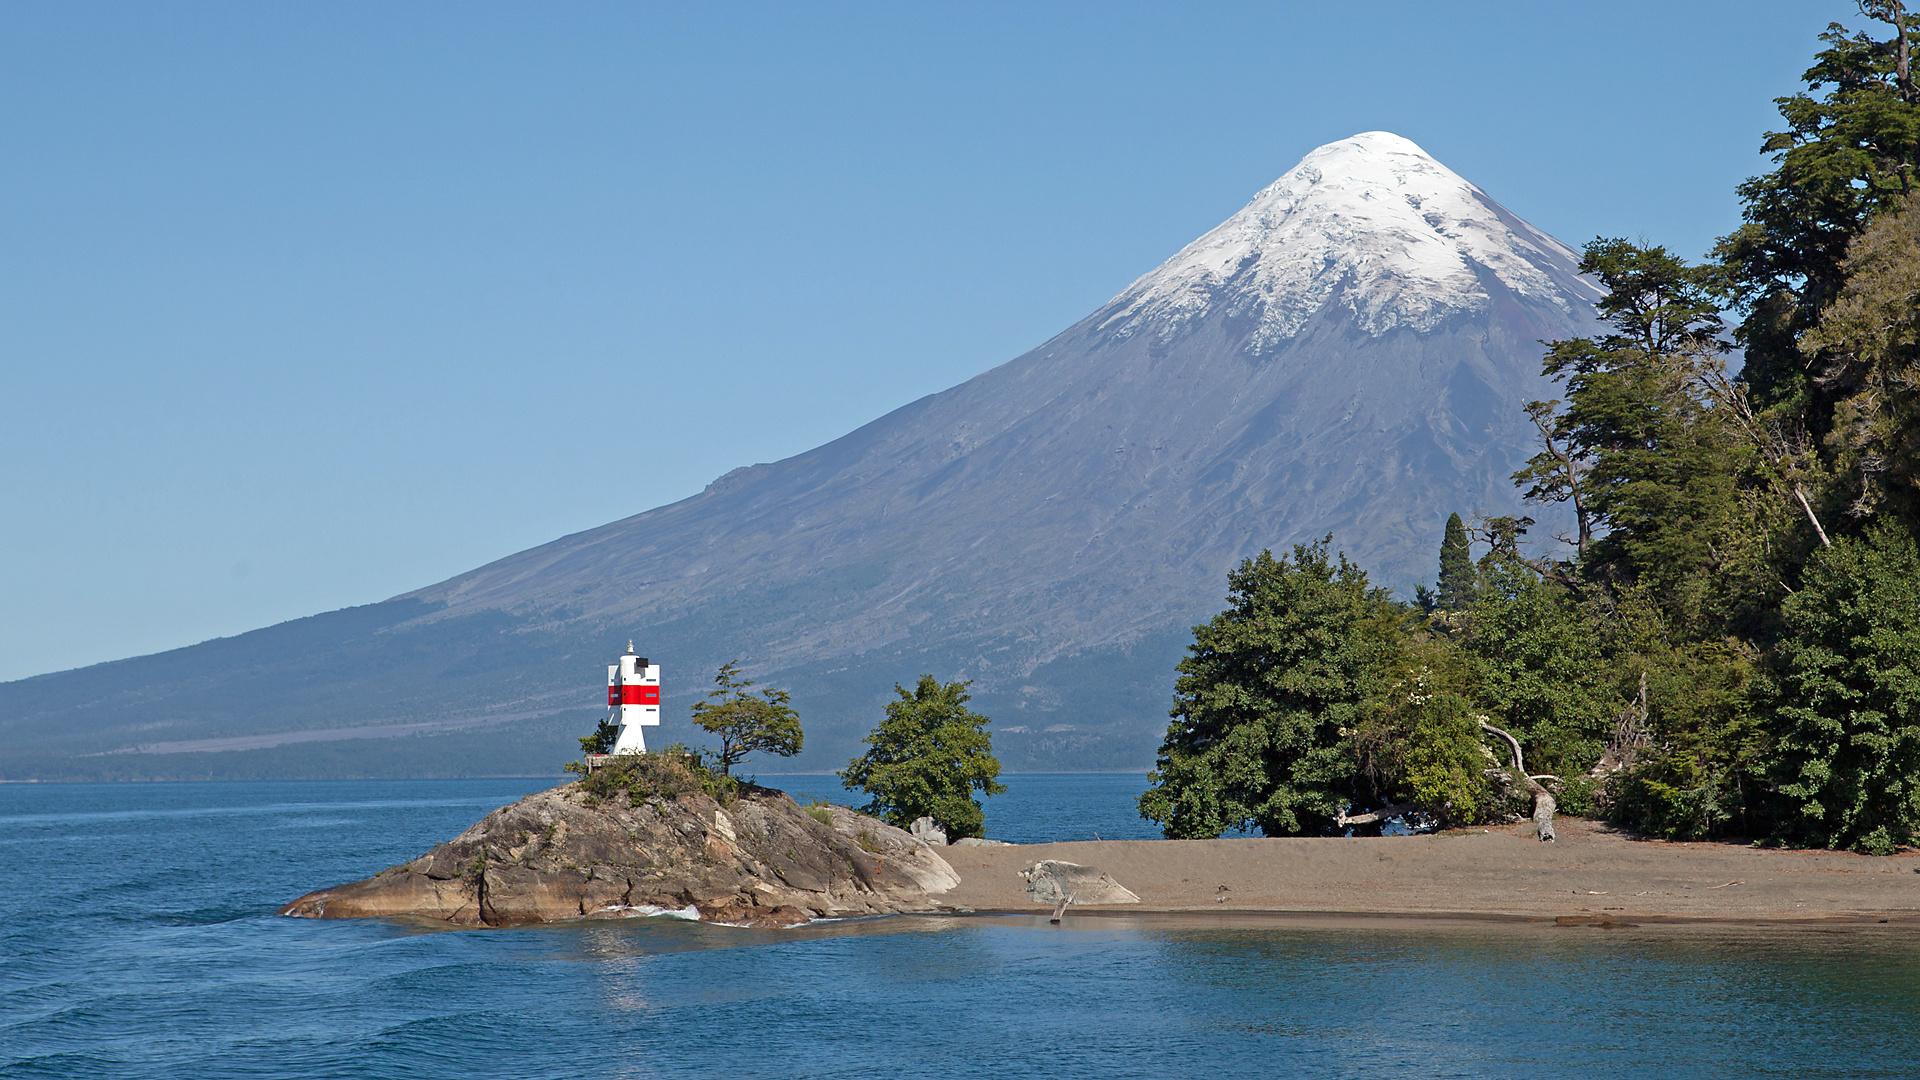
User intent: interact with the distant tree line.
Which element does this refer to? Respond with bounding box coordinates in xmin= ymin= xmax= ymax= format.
xmin=1141 ymin=6 xmax=1920 ymax=853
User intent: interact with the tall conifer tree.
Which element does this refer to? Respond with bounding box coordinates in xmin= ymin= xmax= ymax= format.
xmin=1436 ymin=512 xmax=1476 ymax=609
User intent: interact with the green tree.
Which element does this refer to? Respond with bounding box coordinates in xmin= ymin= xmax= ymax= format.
xmin=1457 ymin=551 xmax=1619 ymax=780
xmin=1350 ymin=633 xmax=1501 ymax=828
xmin=1400 ymin=692 xmax=1496 ymax=823
xmin=1798 ymin=190 xmax=1920 ymax=532
xmin=1435 ymin=511 xmax=1477 ymax=610
xmin=1769 ymin=524 xmax=1920 ymax=852
xmin=578 ymin=718 xmax=619 ymax=756
xmin=1517 ymin=239 xmax=1747 ymax=626
xmin=1717 ymin=10 xmax=1920 ymax=411
xmin=1607 ymin=651 xmax=1762 ymax=841
xmin=690 ymin=661 xmax=803 ymax=777
xmin=1137 ymin=539 xmax=1401 ymax=838
xmin=838 ymin=675 xmax=1006 ymax=839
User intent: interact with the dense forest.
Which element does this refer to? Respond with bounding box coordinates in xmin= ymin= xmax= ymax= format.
xmin=1140 ymin=7 xmax=1920 ymax=853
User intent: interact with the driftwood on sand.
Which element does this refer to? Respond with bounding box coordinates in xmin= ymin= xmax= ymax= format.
xmin=1018 ymin=859 xmax=1140 ymax=921
xmin=1480 ymin=719 xmax=1557 ymax=842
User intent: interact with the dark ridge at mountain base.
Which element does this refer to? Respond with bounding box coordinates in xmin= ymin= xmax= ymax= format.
xmin=0 ymin=599 xmax=1188 ymax=780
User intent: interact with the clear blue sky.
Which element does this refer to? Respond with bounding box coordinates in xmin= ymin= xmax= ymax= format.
xmin=0 ymin=1 xmax=1856 ymax=681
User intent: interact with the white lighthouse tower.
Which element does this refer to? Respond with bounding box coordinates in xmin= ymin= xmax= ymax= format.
xmin=606 ymin=643 xmax=661 ymax=754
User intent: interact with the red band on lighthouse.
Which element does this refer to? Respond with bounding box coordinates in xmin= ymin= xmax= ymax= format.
xmin=620 ymin=685 xmax=660 ymax=706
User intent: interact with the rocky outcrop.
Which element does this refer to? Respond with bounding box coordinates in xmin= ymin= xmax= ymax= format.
xmin=278 ymin=770 xmax=957 ymax=928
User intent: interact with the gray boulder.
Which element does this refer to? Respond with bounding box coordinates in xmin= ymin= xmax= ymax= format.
xmin=1018 ymin=859 xmax=1140 ymax=911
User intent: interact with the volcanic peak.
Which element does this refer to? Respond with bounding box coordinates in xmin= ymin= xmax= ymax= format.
xmin=1098 ymin=131 xmax=1600 ymax=352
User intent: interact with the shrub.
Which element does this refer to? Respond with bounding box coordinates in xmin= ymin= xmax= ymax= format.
xmin=574 ymin=746 xmax=741 ymax=806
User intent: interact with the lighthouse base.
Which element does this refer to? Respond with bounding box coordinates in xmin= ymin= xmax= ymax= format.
xmin=581 ymin=752 xmax=645 ymax=774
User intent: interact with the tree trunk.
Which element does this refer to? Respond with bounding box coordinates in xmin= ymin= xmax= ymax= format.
xmin=1480 ymin=720 xmax=1556 ymax=842
xmin=1865 ymin=1 xmax=1913 ymax=99
xmin=1528 ymin=785 xmax=1558 ymax=844
xmin=1795 ymin=486 xmax=1832 ymax=547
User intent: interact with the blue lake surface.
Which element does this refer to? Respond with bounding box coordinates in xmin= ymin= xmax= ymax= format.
xmin=4 ymin=774 xmax=1919 ymax=1079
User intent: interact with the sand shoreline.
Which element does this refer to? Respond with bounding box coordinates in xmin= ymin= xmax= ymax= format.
xmin=943 ymin=907 xmax=1920 ymax=927
xmin=933 ymin=817 xmax=1920 ymax=925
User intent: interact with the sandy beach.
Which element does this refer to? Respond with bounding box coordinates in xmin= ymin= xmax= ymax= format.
xmin=938 ymin=818 xmax=1920 ymax=924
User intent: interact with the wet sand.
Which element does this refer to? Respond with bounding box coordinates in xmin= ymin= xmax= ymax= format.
xmin=938 ymin=817 xmax=1920 ymax=924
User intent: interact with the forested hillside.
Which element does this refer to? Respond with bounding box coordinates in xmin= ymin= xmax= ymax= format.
xmin=1142 ymin=8 xmax=1920 ymax=853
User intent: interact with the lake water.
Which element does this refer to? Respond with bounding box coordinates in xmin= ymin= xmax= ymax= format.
xmin=3 ymin=775 xmax=1918 ymax=1079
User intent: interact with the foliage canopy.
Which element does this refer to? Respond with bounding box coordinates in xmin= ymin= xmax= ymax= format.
xmin=838 ymin=675 xmax=1005 ymax=839
xmin=1138 ymin=541 xmax=1400 ymax=838
xmin=690 ymin=661 xmax=803 ymax=777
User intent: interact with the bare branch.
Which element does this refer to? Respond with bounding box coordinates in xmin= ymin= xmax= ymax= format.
xmin=1795 ymin=487 xmax=1833 ymax=547
xmin=1521 ymin=400 xmax=1591 ymax=559
xmin=1701 ymin=368 xmax=1833 ymax=546
xmin=1860 ymin=1 xmax=1913 ymax=99
xmin=1479 ymin=719 xmax=1530 ymax=777
xmin=1336 ymin=802 xmax=1418 ymax=828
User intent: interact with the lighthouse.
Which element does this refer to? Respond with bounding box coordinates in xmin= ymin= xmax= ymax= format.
xmin=606 ymin=643 xmax=661 ymax=753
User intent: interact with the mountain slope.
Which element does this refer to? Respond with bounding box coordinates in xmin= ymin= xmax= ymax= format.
xmin=0 ymin=132 xmax=1599 ymax=779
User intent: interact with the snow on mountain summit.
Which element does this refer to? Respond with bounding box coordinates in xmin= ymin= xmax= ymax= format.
xmin=1100 ymin=131 xmax=1599 ymax=351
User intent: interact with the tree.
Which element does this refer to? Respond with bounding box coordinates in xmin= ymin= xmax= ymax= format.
xmin=1860 ymin=2 xmax=1915 ymax=98
xmin=838 ymin=676 xmax=1006 ymax=840
xmin=1137 ymin=539 xmax=1401 ymax=839
xmin=689 ymin=661 xmax=803 ymax=777
xmin=578 ymin=718 xmax=619 ymax=756
xmin=1716 ymin=12 xmax=1920 ymax=422
xmin=1605 ymin=633 xmax=1762 ymax=841
xmin=1457 ymin=550 xmax=1618 ymax=779
xmin=1435 ymin=512 xmax=1477 ymax=610
xmin=1349 ymin=634 xmax=1501 ymax=830
xmin=1769 ymin=525 xmax=1920 ymax=852
xmin=1798 ymin=191 xmax=1920 ymax=532
xmin=1516 ymin=239 xmax=1747 ymax=626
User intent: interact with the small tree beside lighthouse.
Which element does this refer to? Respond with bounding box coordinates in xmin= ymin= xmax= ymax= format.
xmin=691 ymin=661 xmax=804 ymax=778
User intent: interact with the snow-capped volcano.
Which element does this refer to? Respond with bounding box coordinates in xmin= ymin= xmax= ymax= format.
xmin=1102 ymin=132 xmax=1599 ymax=352
xmin=3 ymin=132 xmax=1604 ymax=779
